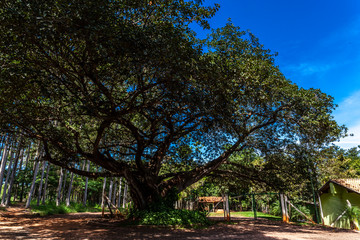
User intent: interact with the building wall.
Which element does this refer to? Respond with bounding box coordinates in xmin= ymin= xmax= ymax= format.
xmin=320 ymin=183 xmax=360 ymax=229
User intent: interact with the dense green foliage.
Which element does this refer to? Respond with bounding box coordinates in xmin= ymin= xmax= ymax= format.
xmin=317 ymin=146 xmax=360 ymax=182
xmin=0 ymin=0 xmax=345 ymax=210
xmin=132 ymin=208 xmax=209 ymax=227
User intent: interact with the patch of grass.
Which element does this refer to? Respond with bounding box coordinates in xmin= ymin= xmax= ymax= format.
xmin=30 ymin=201 xmax=102 ymax=216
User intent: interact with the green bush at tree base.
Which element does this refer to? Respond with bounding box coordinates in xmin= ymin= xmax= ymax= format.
xmin=132 ymin=208 xmax=210 ymax=227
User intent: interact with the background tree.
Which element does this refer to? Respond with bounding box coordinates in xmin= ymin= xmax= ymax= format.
xmin=0 ymin=0 xmax=345 ymax=210
xmin=316 ymin=146 xmax=360 ymax=183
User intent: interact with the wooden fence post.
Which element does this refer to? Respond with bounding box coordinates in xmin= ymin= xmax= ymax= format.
xmin=286 ymin=196 xmax=291 ymax=220
xmin=280 ymin=193 xmax=289 ymax=223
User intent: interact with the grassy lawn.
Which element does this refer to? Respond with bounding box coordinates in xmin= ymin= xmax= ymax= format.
xmin=30 ymin=201 xmax=104 ymax=216
xmin=209 ymin=211 xmax=281 ymax=221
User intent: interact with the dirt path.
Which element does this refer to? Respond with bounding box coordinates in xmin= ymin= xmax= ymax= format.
xmin=0 ymin=207 xmax=359 ymax=239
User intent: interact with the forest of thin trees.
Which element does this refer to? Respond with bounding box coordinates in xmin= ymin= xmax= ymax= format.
xmin=0 ymin=132 xmax=130 ymax=209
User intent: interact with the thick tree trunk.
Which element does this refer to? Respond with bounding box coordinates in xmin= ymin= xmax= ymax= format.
xmin=124 ymin=143 xmax=240 ymax=211
xmin=56 ymin=167 xmax=64 ymax=206
xmin=125 ymin=176 xmax=168 ymax=210
xmin=124 ymin=174 xmax=184 ymax=210
xmin=65 ymin=172 xmax=74 ymax=207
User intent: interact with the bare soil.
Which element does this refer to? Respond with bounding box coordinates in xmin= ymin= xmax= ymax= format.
xmin=0 ymin=206 xmax=359 ymax=240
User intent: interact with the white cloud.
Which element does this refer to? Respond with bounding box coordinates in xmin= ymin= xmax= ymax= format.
xmin=333 ymin=90 xmax=360 ymax=149
xmin=335 ymin=122 xmax=360 ymax=149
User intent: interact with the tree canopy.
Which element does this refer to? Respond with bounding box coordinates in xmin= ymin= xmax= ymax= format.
xmin=0 ymin=0 xmax=345 ymax=209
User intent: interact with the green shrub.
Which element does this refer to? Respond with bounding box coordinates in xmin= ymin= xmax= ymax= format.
xmin=345 ymin=205 xmax=360 ymax=229
xmin=132 ymin=208 xmax=210 ymax=227
xmin=269 ymin=201 xmax=312 ymax=222
xmin=270 ymin=201 xmax=281 ymax=216
xmin=241 ymin=200 xmax=250 ymax=211
xmin=290 ymin=204 xmax=311 ymax=222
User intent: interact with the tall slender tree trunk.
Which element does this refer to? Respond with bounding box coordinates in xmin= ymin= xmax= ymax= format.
xmin=37 ymin=161 xmax=46 ymax=206
xmin=117 ymin=177 xmax=123 ymax=208
xmin=0 ymin=134 xmax=6 ymax=156
xmin=0 ymin=137 xmax=10 ymax=197
xmin=108 ymin=178 xmax=113 ymax=203
xmin=19 ymin=145 xmax=31 ymax=202
xmin=65 ymin=172 xmax=74 ymax=207
xmin=23 ymin=144 xmax=31 ymax=167
xmin=56 ymin=167 xmax=64 ymax=206
xmin=122 ymin=182 xmax=128 ymax=208
xmin=101 ymin=177 xmax=107 ymax=208
xmin=42 ymin=162 xmax=50 ymax=205
xmin=1 ymin=148 xmax=15 ymax=204
xmin=14 ymin=145 xmax=26 ymax=201
xmin=61 ymin=170 xmax=67 ymax=202
xmin=83 ymin=160 xmax=90 ymax=206
xmin=25 ymin=145 xmax=42 ymax=208
xmin=4 ymin=144 xmax=24 ymax=207
xmin=112 ymin=181 xmax=117 ymax=205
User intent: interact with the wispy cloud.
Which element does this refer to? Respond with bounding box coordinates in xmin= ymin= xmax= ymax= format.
xmin=334 ymin=90 xmax=360 ymax=124
xmin=284 ymin=62 xmax=332 ymax=76
xmin=282 ymin=16 xmax=360 ymax=81
xmin=335 ymin=122 xmax=360 ymax=149
xmin=333 ymin=90 xmax=360 ymax=149
xmin=321 ymin=16 xmax=360 ymax=49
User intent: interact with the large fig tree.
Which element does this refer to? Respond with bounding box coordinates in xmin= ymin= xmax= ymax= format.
xmin=0 ymin=0 xmax=344 ymax=209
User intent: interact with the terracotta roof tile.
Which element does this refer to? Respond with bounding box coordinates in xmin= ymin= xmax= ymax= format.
xmin=333 ymin=178 xmax=360 ymax=193
xmin=198 ymin=197 xmax=223 ymax=203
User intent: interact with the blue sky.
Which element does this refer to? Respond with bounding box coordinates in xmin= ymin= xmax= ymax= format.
xmin=197 ymin=0 xmax=360 ymax=149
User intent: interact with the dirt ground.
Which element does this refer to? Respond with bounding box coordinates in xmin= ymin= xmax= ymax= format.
xmin=0 ymin=207 xmax=359 ymax=240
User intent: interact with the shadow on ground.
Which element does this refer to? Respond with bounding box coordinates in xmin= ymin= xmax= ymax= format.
xmin=0 ymin=207 xmax=358 ymax=240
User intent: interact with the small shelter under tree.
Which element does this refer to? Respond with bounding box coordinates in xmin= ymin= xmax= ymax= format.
xmin=318 ymin=179 xmax=360 ymax=229
xmin=198 ymin=196 xmax=230 ymax=221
